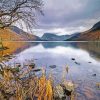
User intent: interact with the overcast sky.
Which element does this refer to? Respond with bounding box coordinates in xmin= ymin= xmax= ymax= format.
xmin=28 ymin=0 xmax=100 ymax=36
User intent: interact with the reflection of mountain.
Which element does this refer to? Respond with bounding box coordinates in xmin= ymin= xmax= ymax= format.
xmin=1 ymin=41 xmax=100 ymax=61
xmin=0 ymin=42 xmax=26 ymax=56
xmin=77 ymin=42 xmax=100 ymax=60
xmin=41 ymin=42 xmax=100 ymax=60
xmin=41 ymin=42 xmax=78 ymax=49
xmin=0 ymin=42 xmax=39 ymax=56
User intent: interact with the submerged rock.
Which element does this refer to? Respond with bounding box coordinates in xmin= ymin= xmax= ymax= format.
xmin=33 ymin=69 xmax=41 ymax=72
xmin=75 ymin=62 xmax=80 ymax=65
xmin=49 ymin=65 xmax=56 ymax=69
xmin=88 ymin=62 xmax=92 ymax=63
xmin=92 ymin=74 xmax=96 ymax=77
xmin=71 ymin=58 xmax=75 ymax=61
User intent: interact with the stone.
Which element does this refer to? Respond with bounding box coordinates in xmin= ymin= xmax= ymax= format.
xmin=61 ymin=81 xmax=75 ymax=96
xmin=92 ymin=74 xmax=96 ymax=77
xmin=75 ymin=62 xmax=80 ymax=65
xmin=49 ymin=65 xmax=56 ymax=68
xmin=33 ymin=69 xmax=41 ymax=72
xmin=54 ymin=85 xmax=65 ymax=99
xmin=71 ymin=58 xmax=75 ymax=60
xmin=29 ymin=63 xmax=35 ymax=69
xmin=88 ymin=62 xmax=92 ymax=63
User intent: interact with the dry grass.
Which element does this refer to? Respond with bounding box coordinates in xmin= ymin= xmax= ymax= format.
xmin=0 ymin=63 xmax=77 ymax=100
xmin=0 ymin=64 xmax=53 ymax=100
xmin=0 ymin=28 xmax=22 ymax=41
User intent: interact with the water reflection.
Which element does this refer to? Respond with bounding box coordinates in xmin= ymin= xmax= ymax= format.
xmin=77 ymin=42 xmax=100 ymax=60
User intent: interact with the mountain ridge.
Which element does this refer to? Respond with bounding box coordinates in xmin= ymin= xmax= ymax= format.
xmin=41 ymin=33 xmax=79 ymax=41
xmin=75 ymin=21 xmax=100 ymax=41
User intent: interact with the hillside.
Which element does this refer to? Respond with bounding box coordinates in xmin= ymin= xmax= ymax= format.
xmin=0 ymin=27 xmax=40 ymax=55
xmin=0 ymin=28 xmax=24 ymax=41
xmin=0 ymin=26 xmax=40 ymax=41
xmin=10 ymin=26 xmax=41 ymax=41
xmin=76 ymin=21 xmax=100 ymax=41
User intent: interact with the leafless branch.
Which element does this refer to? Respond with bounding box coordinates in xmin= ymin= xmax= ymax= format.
xmin=0 ymin=0 xmax=43 ymax=29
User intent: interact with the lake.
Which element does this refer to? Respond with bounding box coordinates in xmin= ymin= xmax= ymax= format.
xmin=1 ymin=41 xmax=100 ymax=100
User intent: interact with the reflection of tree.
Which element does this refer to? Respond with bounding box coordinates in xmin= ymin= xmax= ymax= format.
xmin=0 ymin=37 xmax=3 ymax=58
xmin=0 ymin=50 xmax=3 ymax=58
xmin=78 ymin=42 xmax=100 ymax=60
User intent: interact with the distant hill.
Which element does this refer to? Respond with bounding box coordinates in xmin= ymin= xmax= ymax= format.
xmin=41 ymin=33 xmax=79 ymax=41
xmin=75 ymin=21 xmax=100 ymax=41
xmin=10 ymin=26 xmax=41 ymax=41
xmin=66 ymin=33 xmax=80 ymax=41
xmin=41 ymin=33 xmax=69 ymax=41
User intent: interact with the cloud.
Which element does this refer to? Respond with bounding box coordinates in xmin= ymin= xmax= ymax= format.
xmin=18 ymin=0 xmax=100 ymax=36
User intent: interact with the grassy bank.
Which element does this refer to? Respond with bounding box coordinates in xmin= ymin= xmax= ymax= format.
xmin=0 ymin=60 xmax=75 ymax=100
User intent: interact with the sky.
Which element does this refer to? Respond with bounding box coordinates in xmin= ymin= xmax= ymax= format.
xmin=22 ymin=0 xmax=100 ymax=37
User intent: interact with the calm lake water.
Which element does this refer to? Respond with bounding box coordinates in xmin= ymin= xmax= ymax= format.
xmin=1 ymin=42 xmax=100 ymax=100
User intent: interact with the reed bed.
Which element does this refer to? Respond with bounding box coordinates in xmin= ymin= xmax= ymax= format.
xmin=0 ymin=56 xmax=76 ymax=100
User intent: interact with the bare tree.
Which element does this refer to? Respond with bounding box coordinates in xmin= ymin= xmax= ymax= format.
xmin=0 ymin=0 xmax=43 ymax=29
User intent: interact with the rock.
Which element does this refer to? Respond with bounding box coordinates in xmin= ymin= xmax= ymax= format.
xmin=71 ymin=58 xmax=75 ymax=61
xmin=16 ymin=63 xmax=21 ymax=67
xmin=75 ymin=62 xmax=80 ymax=65
xmin=54 ymin=85 xmax=65 ymax=99
xmin=92 ymin=74 xmax=96 ymax=77
xmin=33 ymin=69 xmax=41 ymax=72
xmin=61 ymin=81 xmax=75 ymax=96
xmin=54 ymin=81 xmax=75 ymax=99
xmin=49 ymin=65 xmax=56 ymax=69
xmin=29 ymin=63 xmax=35 ymax=69
xmin=88 ymin=62 xmax=92 ymax=63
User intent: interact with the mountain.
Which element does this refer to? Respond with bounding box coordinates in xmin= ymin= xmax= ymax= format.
xmin=41 ymin=33 xmax=79 ymax=41
xmin=91 ymin=21 xmax=100 ymax=31
xmin=66 ymin=33 xmax=80 ymax=41
xmin=10 ymin=26 xmax=41 ymax=41
xmin=75 ymin=21 xmax=100 ymax=41
xmin=0 ymin=28 xmax=23 ymax=41
xmin=0 ymin=26 xmax=40 ymax=41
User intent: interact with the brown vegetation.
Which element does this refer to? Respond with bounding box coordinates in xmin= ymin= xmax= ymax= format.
xmin=77 ymin=30 xmax=100 ymax=41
